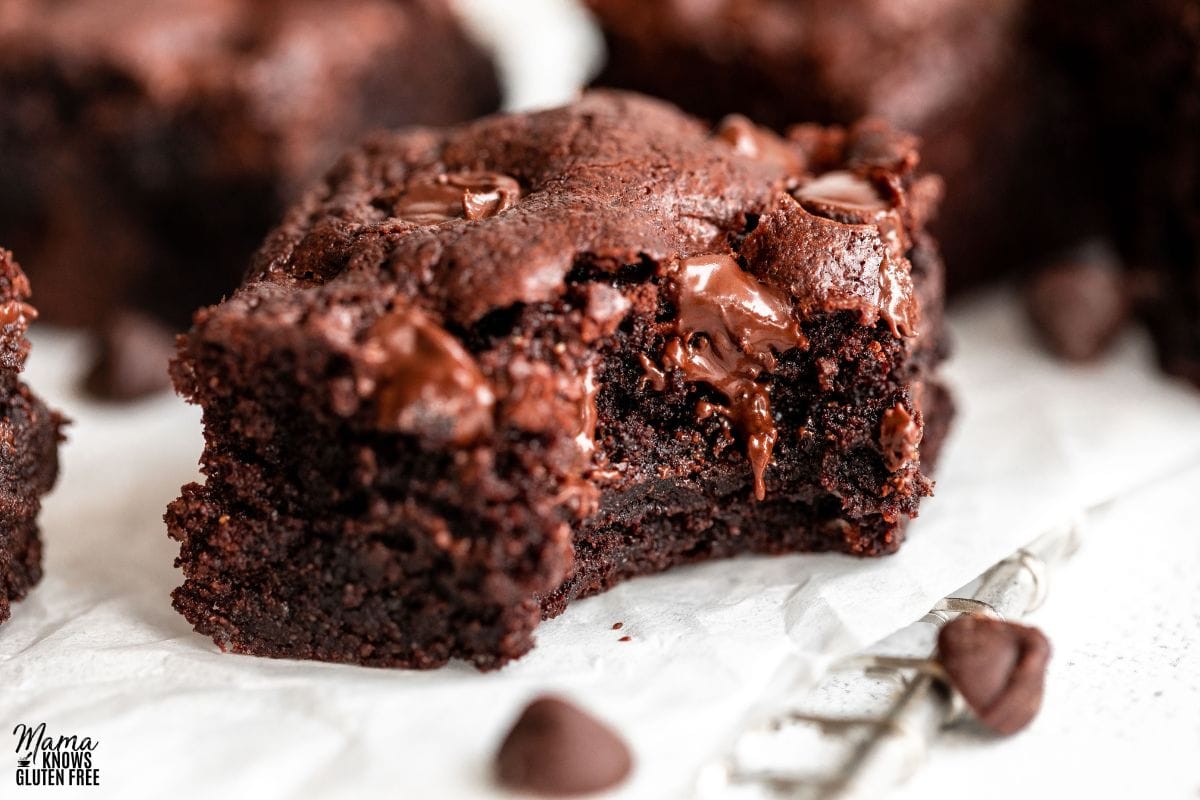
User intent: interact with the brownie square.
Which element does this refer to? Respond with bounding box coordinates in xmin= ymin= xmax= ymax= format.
xmin=0 ymin=249 xmax=64 ymax=627
xmin=167 ymin=92 xmax=952 ymax=669
xmin=0 ymin=0 xmax=499 ymax=374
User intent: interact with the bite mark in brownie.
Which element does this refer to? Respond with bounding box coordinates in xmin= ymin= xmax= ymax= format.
xmin=167 ymin=92 xmax=952 ymax=669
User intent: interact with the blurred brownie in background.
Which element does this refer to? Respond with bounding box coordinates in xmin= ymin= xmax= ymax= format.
xmin=0 ymin=249 xmax=65 ymax=629
xmin=0 ymin=0 xmax=500 ymax=399
xmin=584 ymin=0 xmax=1081 ymax=294
xmin=1033 ymin=0 xmax=1200 ymax=386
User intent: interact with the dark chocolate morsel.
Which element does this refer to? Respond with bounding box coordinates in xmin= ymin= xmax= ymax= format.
xmin=495 ymin=695 xmax=633 ymax=797
xmin=395 ymin=172 xmax=521 ymax=225
xmin=937 ymin=614 xmax=1052 ymax=735
xmin=359 ymin=306 xmax=495 ymax=446
xmin=1025 ymin=243 xmax=1130 ymax=362
xmin=82 ymin=310 xmax=176 ymax=401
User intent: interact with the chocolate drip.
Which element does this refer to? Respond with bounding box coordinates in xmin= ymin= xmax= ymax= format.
xmin=395 ymin=172 xmax=520 ymax=225
xmin=361 ymin=307 xmax=495 ymax=445
xmin=658 ymin=253 xmax=807 ymax=500
xmin=637 ymin=353 xmax=667 ymax=391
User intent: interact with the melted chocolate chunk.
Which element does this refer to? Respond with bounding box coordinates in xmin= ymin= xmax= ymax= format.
xmin=715 ymin=114 xmax=805 ymax=176
xmin=495 ymin=696 xmax=633 ymax=797
xmin=795 ymin=170 xmax=889 ymax=219
xmin=360 ymin=307 xmax=495 ymax=445
xmin=741 ymin=195 xmax=918 ymax=337
xmin=658 ymin=253 xmax=808 ymax=500
xmin=937 ymin=615 xmax=1052 ymax=736
xmin=574 ymin=365 xmax=599 ymax=458
xmin=395 ymin=172 xmax=521 ymax=225
xmin=879 ymin=402 xmax=922 ymax=472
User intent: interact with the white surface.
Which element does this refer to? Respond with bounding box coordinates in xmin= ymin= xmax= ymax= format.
xmin=892 ymin=461 xmax=1200 ymax=800
xmin=3 ymin=4 xmax=1200 ymax=797
xmin=3 ymin=293 xmax=1200 ymax=799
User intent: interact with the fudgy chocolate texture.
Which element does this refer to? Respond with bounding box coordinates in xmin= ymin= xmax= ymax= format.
xmin=1033 ymin=0 xmax=1200 ymax=387
xmin=585 ymin=0 xmax=1056 ymax=293
xmin=168 ymin=92 xmax=951 ymax=669
xmin=0 ymin=0 xmax=500 ymax=391
xmin=0 ymin=250 xmax=65 ymax=628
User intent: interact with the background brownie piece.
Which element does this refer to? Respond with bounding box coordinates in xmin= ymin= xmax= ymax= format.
xmin=1033 ymin=0 xmax=1200 ymax=386
xmin=0 ymin=250 xmax=65 ymax=627
xmin=0 ymin=0 xmax=499 ymax=396
xmin=167 ymin=92 xmax=951 ymax=670
xmin=584 ymin=0 xmax=1062 ymax=293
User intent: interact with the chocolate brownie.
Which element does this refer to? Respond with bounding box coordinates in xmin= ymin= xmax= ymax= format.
xmin=1032 ymin=0 xmax=1200 ymax=386
xmin=167 ymin=92 xmax=952 ymax=669
xmin=584 ymin=0 xmax=1062 ymax=293
xmin=0 ymin=250 xmax=65 ymax=628
xmin=0 ymin=0 xmax=500 ymax=397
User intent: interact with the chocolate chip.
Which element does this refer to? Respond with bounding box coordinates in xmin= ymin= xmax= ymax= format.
xmin=495 ymin=695 xmax=633 ymax=796
xmin=82 ymin=310 xmax=176 ymax=401
xmin=936 ymin=615 xmax=1052 ymax=735
xmin=1025 ymin=243 xmax=1130 ymax=362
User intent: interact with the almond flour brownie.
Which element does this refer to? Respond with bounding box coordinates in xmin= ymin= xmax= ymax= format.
xmin=0 ymin=250 xmax=65 ymax=628
xmin=0 ymin=0 xmax=499 ymax=397
xmin=167 ymin=92 xmax=952 ymax=669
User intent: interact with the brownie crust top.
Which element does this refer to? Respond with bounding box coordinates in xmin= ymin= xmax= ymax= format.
xmin=247 ymin=91 xmax=938 ymax=330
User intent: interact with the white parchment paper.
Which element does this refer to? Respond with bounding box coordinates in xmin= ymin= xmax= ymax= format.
xmin=5 ymin=4 xmax=1200 ymax=797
